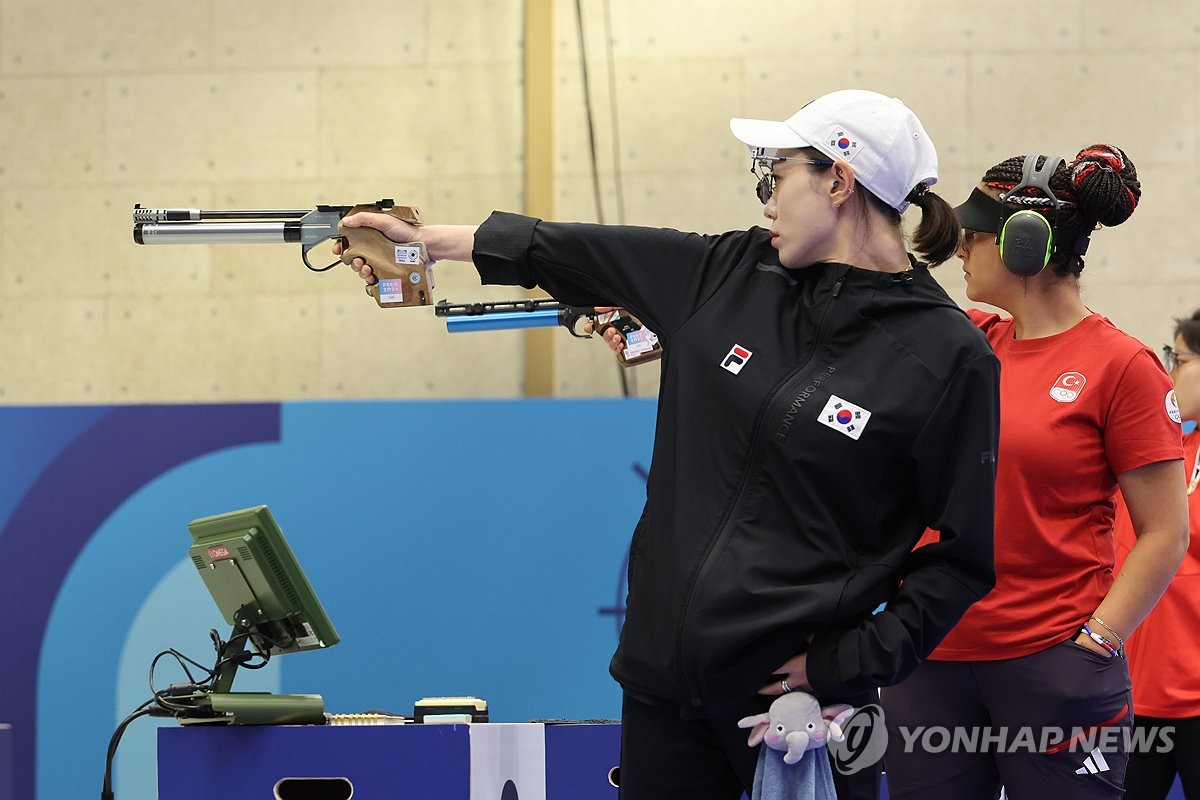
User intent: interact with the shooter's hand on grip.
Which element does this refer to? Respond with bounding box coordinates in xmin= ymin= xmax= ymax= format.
xmin=585 ymin=307 xmax=626 ymax=350
xmin=338 ymin=206 xmax=434 ymax=307
xmin=586 ymin=306 xmax=664 ymax=366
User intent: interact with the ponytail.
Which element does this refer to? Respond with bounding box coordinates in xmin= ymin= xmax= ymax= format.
xmin=908 ymin=186 xmax=960 ymax=267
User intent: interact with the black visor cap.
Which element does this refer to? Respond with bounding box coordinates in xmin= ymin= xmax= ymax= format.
xmin=955 ymin=187 xmax=1004 ymax=234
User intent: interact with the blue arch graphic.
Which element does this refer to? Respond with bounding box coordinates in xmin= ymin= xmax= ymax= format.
xmin=0 ymin=404 xmax=281 ymax=800
xmin=2 ymin=399 xmax=655 ymax=800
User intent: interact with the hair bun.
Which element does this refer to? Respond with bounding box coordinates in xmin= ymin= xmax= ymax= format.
xmin=1072 ymin=144 xmax=1127 ymax=179
xmin=1068 ymin=143 xmax=1140 ymax=226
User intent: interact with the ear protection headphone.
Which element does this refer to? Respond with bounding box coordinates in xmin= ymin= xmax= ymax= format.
xmin=996 ymin=154 xmax=1066 ymax=277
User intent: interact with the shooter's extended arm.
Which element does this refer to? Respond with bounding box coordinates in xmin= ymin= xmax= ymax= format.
xmin=133 ymin=200 xmax=662 ymax=363
xmin=132 ymin=199 xmax=435 ymax=307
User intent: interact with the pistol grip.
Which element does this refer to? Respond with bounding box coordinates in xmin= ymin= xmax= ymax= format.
xmin=596 ymin=312 xmax=664 ymax=367
xmin=340 ymin=204 xmax=434 ymax=308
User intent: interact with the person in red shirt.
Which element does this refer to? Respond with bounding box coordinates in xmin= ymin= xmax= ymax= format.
xmin=1116 ymin=310 xmax=1200 ymax=800
xmin=879 ymin=145 xmax=1189 ymax=799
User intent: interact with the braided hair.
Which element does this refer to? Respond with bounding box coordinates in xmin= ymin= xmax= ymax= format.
xmin=981 ymin=144 xmax=1141 ymax=277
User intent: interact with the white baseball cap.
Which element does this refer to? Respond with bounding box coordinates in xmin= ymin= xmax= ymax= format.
xmin=730 ymin=89 xmax=938 ymax=212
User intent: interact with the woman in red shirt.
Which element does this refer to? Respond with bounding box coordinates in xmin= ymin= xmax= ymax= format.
xmin=1117 ymin=310 xmax=1200 ymax=800
xmin=880 ymin=145 xmax=1188 ymax=799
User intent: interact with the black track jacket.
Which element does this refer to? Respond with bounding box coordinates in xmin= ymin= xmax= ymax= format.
xmin=472 ymin=212 xmax=999 ymax=717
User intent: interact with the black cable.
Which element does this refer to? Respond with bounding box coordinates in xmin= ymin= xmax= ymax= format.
xmin=573 ymin=0 xmax=606 ymax=225
xmin=100 ymin=702 xmax=158 ymax=800
xmin=105 ymin=628 xmax=285 ymax=798
xmin=150 ymin=647 xmax=211 ymax=688
xmin=599 ymin=0 xmax=634 ymax=397
xmin=148 ymin=649 xmax=210 ymax=715
xmin=573 ymin=0 xmax=636 ymax=397
xmin=145 ymin=628 xmax=268 ymax=719
xmin=601 ymin=0 xmax=626 ymax=227
xmin=215 ymin=628 xmax=272 ymax=668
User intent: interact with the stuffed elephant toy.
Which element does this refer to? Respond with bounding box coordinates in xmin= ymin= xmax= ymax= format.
xmin=738 ymin=692 xmax=855 ymax=765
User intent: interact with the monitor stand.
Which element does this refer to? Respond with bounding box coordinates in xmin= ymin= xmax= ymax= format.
xmin=172 ymin=620 xmax=326 ymax=726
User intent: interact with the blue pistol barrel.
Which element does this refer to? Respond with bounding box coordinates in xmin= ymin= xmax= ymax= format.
xmin=443 ymin=309 xmax=563 ymax=332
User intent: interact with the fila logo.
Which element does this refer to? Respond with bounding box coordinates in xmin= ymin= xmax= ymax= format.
xmin=1050 ymin=372 xmax=1086 ymax=403
xmin=1075 ymin=748 xmax=1111 ymax=775
xmin=721 ymin=344 xmax=753 ymax=374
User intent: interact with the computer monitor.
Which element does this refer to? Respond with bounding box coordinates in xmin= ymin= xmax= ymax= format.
xmin=182 ymin=504 xmax=339 ymax=724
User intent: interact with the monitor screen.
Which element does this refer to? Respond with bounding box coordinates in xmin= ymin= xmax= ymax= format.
xmin=187 ymin=504 xmax=339 ymax=661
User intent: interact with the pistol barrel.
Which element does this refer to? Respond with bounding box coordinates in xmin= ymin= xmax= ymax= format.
xmin=443 ymin=310 xmax=564 ymax=332
xmin=134 ymin=221 xmax=294 ymax=245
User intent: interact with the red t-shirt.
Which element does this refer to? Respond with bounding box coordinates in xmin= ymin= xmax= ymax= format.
xmin=926 ymin=309 xmax=1182 ymax=660
xmin=1114 ymin=428 xmax=1200 ymax=717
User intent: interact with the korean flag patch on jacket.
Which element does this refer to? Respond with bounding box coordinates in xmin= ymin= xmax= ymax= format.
xmin=818 ymin=395 xmax=872 ymax=440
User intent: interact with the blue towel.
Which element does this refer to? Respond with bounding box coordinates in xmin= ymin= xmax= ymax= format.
xmin=751 ymin=743 xmax=838 ymax=800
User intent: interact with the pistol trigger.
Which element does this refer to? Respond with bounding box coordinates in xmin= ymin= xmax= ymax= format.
xmin=569 ymin=309 xmax=596 ymax=339
xmin=585 ymin=314 xmax=598 ymax=338
xmin=302 ymin=242 xmax=339 ymax=273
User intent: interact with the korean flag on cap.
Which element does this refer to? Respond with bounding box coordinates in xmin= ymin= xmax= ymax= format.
xmin=818 ymin=395 xmax=872 ymax=440
xmin=827 ymin=128 xmax=861 ymax=162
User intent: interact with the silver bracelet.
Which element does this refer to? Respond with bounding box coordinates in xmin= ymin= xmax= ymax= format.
xmin=1089 ymin=615 xmax=1125 ymax=648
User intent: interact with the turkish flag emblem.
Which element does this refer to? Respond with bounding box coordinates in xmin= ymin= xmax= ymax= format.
xmin=1049 ymin=372 xmax=1086 ymax=403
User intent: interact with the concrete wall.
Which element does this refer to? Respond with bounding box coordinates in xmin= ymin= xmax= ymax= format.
xmin=1 ymin=0 xmax=1196 ymax=403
